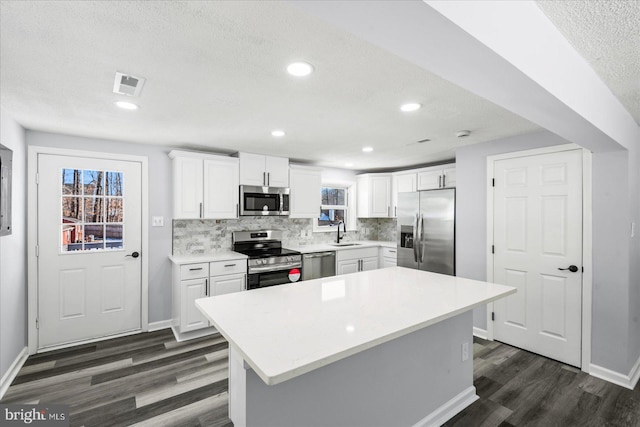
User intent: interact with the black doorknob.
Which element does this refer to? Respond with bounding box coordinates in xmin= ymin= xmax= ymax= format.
xmin=126 ymin=251 xmax=140 ymax=258
xmin=558 ymin=265 xmax=578 ymax=273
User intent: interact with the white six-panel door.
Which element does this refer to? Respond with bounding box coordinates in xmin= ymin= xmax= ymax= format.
xmin=493 ymin=149 xmax=583 ymax=367
xmin=37 ymin=154 xmax=142 ymax=349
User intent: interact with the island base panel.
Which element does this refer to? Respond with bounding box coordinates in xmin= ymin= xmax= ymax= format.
xmin=230 ymin=311 xmax=476 ymax=427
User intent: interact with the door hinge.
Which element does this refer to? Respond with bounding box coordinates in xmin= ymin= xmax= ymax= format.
xmin=36 ymin=318 xmax=39 ymax=329
xmin=491 ymin=245 xmax=495 ymax=254
xmin=492 ymin=178 xmax=495 ymax=187
xmin=35 ymin=173 xmax=39 ymax=185
xmin=491 ymin=312 xmax=495 ymax=321
xmin=582 ymin=266 xmax=584 ymax=273
xmin=35 ymin=245 xmax=39 ymax=257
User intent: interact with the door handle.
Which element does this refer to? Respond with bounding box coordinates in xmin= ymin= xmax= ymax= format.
xmin=413 ymin=213 xmax=419 ymax=262
xmin=558 ymin=265 xmax=579 ymax=273
xmin=126 ymin=251 xmax=140 ymax=258
xmin=418 ymin=214 xmax=425 ymax=262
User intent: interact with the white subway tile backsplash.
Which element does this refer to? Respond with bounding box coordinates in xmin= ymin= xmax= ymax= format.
xmin=172 ymin=217 xmax=397 ymax=255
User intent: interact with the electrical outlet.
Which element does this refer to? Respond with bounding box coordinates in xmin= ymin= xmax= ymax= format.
xmin=461 ymin=342 xmax=469 ymax=362
xmin=151 ymin=216 xmax=164 ymax=227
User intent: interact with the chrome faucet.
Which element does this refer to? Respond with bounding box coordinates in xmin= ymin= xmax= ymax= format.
xmin=337 ymin=220 xmax=346 ymax=243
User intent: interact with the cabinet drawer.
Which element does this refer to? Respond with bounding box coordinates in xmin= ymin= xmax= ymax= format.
xmin=382 ymin=247 xmax=398 ymax=259
xmin=210 ymin=259 xmax=246 ymax=276
xmin=180 ymin=263 xmax=209 ymax=279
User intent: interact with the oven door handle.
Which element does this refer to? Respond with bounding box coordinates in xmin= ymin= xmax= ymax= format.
xmin=249 ymin=262 xmax=302 ymax=273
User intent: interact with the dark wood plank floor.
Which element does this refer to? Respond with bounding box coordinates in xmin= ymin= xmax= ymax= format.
xmin=2 ymin=330 xmax=639 ymax=426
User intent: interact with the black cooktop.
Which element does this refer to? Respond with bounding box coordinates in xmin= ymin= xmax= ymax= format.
xmin=236 ymin=247 xmax=301 ymax=259
xmin=233 ymin=240 xmax=300 ymax=259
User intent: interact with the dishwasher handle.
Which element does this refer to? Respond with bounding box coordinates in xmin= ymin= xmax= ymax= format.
xmin=303 ymin=252 xmax=336 ymax=258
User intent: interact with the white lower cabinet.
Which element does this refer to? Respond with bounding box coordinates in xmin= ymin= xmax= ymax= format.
xmin=180 ymin=277 xmax=209 ymax=333
xmin=336 ymin=247 xmax=378 ymax=274
xmin=380 ymin=247 xmax=398 ymax=268
xmin=172 ymin=257 xmax=246 ymax=340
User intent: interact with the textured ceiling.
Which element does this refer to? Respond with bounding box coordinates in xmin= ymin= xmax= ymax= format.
xmin=0 ymin=0 xmax=539 ymax=170
xmin=536 ymin=0 xmax=640 ymax=125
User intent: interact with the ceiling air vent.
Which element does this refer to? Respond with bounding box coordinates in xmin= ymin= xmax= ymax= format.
xmin=113 ymin=71 xmax=145 ymax=97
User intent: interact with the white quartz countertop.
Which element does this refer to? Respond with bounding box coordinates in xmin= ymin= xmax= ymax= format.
xmin=288 ymin=240 xmax=395 ymax=254
xmin=169 ymin=251 xmax=248 ymax=265
xmin=196 ymin=267 xmax=516 ymax=386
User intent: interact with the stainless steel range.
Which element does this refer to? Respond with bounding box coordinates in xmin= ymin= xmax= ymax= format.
xmin=232 ymin=230 xmax=302 ymax=289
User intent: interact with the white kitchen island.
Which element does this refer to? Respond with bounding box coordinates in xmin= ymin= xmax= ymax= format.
xmin=196 ymin=266 xmax=515 ymax=427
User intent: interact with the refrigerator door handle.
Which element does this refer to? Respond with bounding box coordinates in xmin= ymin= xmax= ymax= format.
xmin=419 ymin=214 xmax=425 ymax=262
xmin=413 ymin=213 xmax=419 ymax=262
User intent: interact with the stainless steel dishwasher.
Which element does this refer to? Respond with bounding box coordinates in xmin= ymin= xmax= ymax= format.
xmin=302 ymin=251 xmax=336 ymax=280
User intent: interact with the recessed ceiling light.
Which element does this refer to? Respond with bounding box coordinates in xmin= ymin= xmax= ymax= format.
xmin=345 ymin=162 xmax=354 ymax=168
xmin=400 ymin=103 xmax=421 ymax=112
xmin=271 ymin=130 xmax=285 ymax=137
xmin=287 ymin=62 xmax=314 ymax=77
xmin=362 ymin=147 xmax=373 ymax=153
xmin=115 ymin=101 xmax=138 ymax=110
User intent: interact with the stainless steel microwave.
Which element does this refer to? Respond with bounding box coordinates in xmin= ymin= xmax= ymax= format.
xmin=239 ymin=185 xmax=290 ymax=216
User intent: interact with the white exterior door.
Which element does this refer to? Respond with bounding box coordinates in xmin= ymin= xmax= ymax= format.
xmin=492 ymin=149 xmax=583 ymax=367
xmin=37 ymin=154 xmax=142 ymax=349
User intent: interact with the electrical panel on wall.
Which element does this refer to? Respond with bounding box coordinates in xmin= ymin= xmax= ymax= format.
xmin=0 ymin=143 xmax=12 ymax=236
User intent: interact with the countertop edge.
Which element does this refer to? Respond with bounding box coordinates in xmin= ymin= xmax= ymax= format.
xmin=169 ymin=252 xmax=248 ymax=264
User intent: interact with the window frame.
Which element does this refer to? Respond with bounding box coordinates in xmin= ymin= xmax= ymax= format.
xmin=313 ymin=181 xmax=357 ymax=233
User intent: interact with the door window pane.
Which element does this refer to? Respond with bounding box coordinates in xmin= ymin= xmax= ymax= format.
xmin=105 ymin=172 xmax=123 ymax=196
xmin=83 ymin=170 xmax=104 ymax=196
xmin=61 ymin=169 xmax=124 ymax=253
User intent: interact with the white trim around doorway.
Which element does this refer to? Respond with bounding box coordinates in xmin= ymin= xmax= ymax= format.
xmin=484 ymin=143 xmax=592 ymax=373
xmin=27 ymin=146 xmax=149 ymax=354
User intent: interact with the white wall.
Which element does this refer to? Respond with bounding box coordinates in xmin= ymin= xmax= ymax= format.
xmin=0 ymin=108 xmax=28 ymax=380
xmin=27 ymin=131 xmax=174 ymax=323
xmin=456 ymin=130 xmax=639 ymax=376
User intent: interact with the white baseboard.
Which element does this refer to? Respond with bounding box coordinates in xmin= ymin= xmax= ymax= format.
xmin=148 ymin=319 xmax=173 ymax=332
xmin=412 ymin=386 xmax=478 ymax=427
xmin=590 ymin=354 xmax=640 ymax=390
xmin=0 ymin=347 xmax=29 ymax=400
xmin=473 ymin=327 xmax=489 ymax=340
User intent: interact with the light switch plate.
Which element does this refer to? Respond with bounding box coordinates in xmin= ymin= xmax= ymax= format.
xmin=152 ymin=216 xmax=164 ymax=227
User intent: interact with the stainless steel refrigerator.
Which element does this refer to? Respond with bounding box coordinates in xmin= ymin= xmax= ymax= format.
xmin=397 ymin=189 xmax=455 ymax=275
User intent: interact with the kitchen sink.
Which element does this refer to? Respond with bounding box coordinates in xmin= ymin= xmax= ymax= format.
xmin=329 ymin=243 xmax=361 ymax=247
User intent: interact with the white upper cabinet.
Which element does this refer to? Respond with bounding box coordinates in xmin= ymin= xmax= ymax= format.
xmin=289 ymin=165 xmax=322 ymax=218
xmin=416 ymin=164 xmax=456 ymax=190
xmin=169 ymin=150 xmax=239 ymax=219
xmin=391 ymin=172 xmax=417 ymax=217
xmin=238 ymin=152 xmax=289 ymax=187
xmin=357 ymin=173 xmax=392 ymax=218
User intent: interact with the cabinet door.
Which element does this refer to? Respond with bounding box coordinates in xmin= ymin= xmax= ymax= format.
xmin=180 ymin=278 xmax=208 ymax=332
xmin=442 ymin=167 xmax=456 ymax=188
xmin=203 ymin=157 xmax=239 ymax=218
xmin=337 ymin=259 xmax=359 ymax=275
xmin=265 ymin=156 xmax=289 ymax=187
xmin=417 ymin=170 xmax=442 ymax=190
xmin=290 ymin=166 xmax=321 ymax=218
xmin=361 ymin=256 xmax=378 ymax=271
xmin=211 ymin=273 xmax=245 ymax=295
xmin=239 ymin=152 xmax=267 ymax=186
xmin=173 ymin=157 xmax=203 ymax=218
xmin=392 ymin=173 xmax=417 ymax=217
xmin=369 ymin=175 xmax=391 ymax=217
xmin=381 ymin=257 xmax=397 ymax=268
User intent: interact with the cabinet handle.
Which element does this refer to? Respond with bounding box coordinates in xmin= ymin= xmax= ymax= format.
xmin=189 ymin=267 xmax=203 ymax=271
xmin=388 ymin=206 xmax=390 ymax=217
xmin=388 ymin=250 xmax=396 ymax=253
xmin=206 ymin=278 xmax=209 ymax=296
xmin=236 ymin=203 xmax=239 ymax=217
xmin=394 ymin=206 xmax=397 ymax=217
xmin=267 ymin=172 xmax=270 ymax=186
xmin=263 ymin=172 xmax=266 ymax=186
xmin=224 ymin=263 xmax=237 ymax=267
xmin=442 ymin=174 xmax=446 ymax=187
xmin=438 ymin=175 xmax=442 ymax=188
xmin=199 ymin=202 xmax=203 ymax=218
